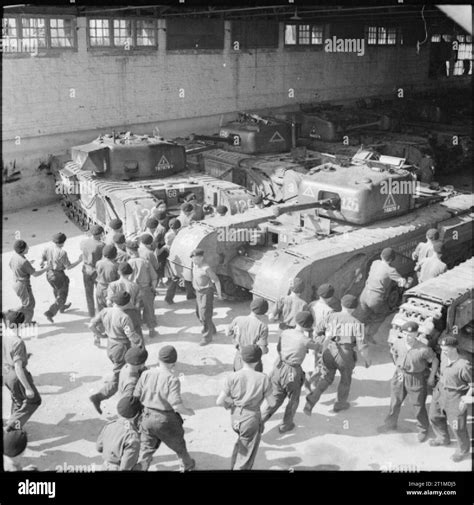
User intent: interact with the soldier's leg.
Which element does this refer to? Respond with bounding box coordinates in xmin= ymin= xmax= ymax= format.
xmin=384 ymin=373 xmax=407 ymax=429
xmin=201 ymin=289 xmax=216 ymax=342
xmin=407 ymin=381 xmax=429 ymax=435
xmin=96 ymin=343 xmax=128 ymax=401
xmin=261 ymin=367 xmax=287 ymax=424
xmin=281 ymin=365 xmax=304 ymax=429
xmin=46 ymin=271 xmax=61 ymax=317
xmin=95 ymin=284 xmax=107 ymax=313
xmin=334 ymin=348 xmax=356 ymax=407
xmin=305 ymin=349 xmax=337 ymax=413
xmin=83 ymin=271 xmax=96 ymax=317
xmin=428 ymin=388 xmax=450 ymax=444
xmin=154 ymin=412 xmax=194 ymax=470
xmin=4 ymin=370 xmax=42 ymax=430
xmin=141 ymin=286 xmax=156 ymax=330
xmin=124 ymin=308 xmax=143 ymax=338
xmin=13 ymin=282 xmax=35 ymax=323
xmin=57 ymin=272 xmax=70 ymax=311
xmin=230 ymin=412 xmax=262 ymax=470
xmin=164 ymin=277 xmax=178 ymax=304
xmin=138 ymin=410 xmax=162 ymax=471
xmin=445 ymin=395 xmax=470 ymax=455
xmin=184 ymin=280 xmax=196 ymax=300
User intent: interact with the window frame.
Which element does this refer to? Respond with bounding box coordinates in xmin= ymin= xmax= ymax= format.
xmin=365 ymin=25 xmax=402 ymax=46
xmin=284 ymin=22 xmax=325 ymax=48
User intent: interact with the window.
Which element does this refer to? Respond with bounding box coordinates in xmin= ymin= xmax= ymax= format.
xmin=88 ymin=18 xmax=157 ymax=48
xmin=454 ymin=40 xmax=473 ymax=76
xmin=50 ymin=18 xmax=75 ymax=47
xmin=89 ymin=19 xmax=111 ymax=46
xmin=429 ymin=33 xmax=472 ymax=77
xmin=2 ymin=17 xmax=20 ymax=49
xmin=21 ymin=17 xmax=47 ymax=50
xmin=113 ymin=19 xmax=132 ymax=47
xmin=431 ymin=34 xmax=441 ymax=43
xmin=285 ymin=24 xmax=324 ymax=46
xmin=136 ymin=19 xmax=156 ymax=46
xmin=231 ymin=20 xmax=279 ymax=49
xmin=167 ymin=18 xmax=224 ymax=50
xmin=366 ymin=26 xmax=400 ymax=45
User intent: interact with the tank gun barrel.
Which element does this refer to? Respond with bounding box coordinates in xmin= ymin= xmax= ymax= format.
xmin=238 ymin=112 xmax=269 ymax=125
xmin=274 ymin=196 xmax=340 ymax=216
xmin=188 ymin=133 xmax=235 ymax=145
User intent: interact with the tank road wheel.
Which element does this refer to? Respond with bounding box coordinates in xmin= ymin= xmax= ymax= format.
xmin=387 ymin=284 xmax=402 ymax=311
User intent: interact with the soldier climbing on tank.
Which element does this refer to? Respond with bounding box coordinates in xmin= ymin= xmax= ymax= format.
xmin=95 ymin=245 xmax=120 ymax=313
xmin=412 ymin=228 xmax=440 ymax=270
xmin=80 ymin=225 xmax=105 ymax=318
xmin=417 ymin=241 xmax=447 ymax=284
xmin=357 ymin=247 xmax=413 ymax=343
xmin=105 ymin=219 xmax=123 ymax=245
xmin=41 ymin=233 xmax=82 ymax=324
xmin=304 ymin=295 xmax=370 ymax=415
xmin=269 ymin=278 xmax=308 ymax=330
xmin=10 ymin=240 xmax=46 ymax=324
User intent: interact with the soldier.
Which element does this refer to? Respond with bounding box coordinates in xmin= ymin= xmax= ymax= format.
xmin=2 ymin=311 xmax=42 ymax=431
xmin=96 ymin=396 xmax=142 ymax=471
xmin=216 ymin=205 xmax=229 ymax=217
xmin=261 ymin=311 xmax=317 ymax=433
xmin=216 ymin=345 xmax=272 ymax=470
xmin=412 ymin=228 xmax=439 ymax=269
xmin=178 ymin=203 xmax=194 ymax=228
xmin=417 ymin=241 xmax=447 ymax=284
xmin=144 ymin=217 xmax=159 ymax=247
xmin=304 ymin=295 xmax=370 ymax=415
xmin=269 ymin=278 xmax=308 ymax=330
xmin=113 ymin=233 xmax=129 ymax=263
xmin=378 ymin=321 xmax=439 ymax=442
xmin=153 ymin=212 xmax=170 ymax=284
xmin=41 ymin=232 xmax=82 ymax=324
xmin=191 ymin=248 xmax=223 ymax=346
xmin=358 ymin=247 xmax=413 ymax=342
xmin=95 ymin=244 xmax=119 ymax=313
xmin=184 ymin=193 xmax=204 ymax=221
xmin=151 ymin=200 xmax=169 ymax=225
xmin=107 ymin=262 xmax=143 ymax=338
xmin=10 ymin=239 xmax=46 ymax=323
xmin=127 ymin=240 xmax=158 ymax=339
xmin=134 ymin=345 xmax=196 ymax=471
xmin=227 ymin=297 xmax=269 ymax=372
xmin=429 ymin=336 xmax=472 ymax=462
xmin=80 ymin=225 xmax=105 ymax=318
xmin=118 ymin=346 xmax=148 ymax=399
xmin=139 ymin=234 xmax=161 ymax=279
xmin=250 ymin=194 xmax=265 ymax=209
xmin=3 ymin=429 xmax=37 ymax=472
xmin=105 ymin=218 xmax=123 ymax=245
xmin=89 ymin=291 xmax=144 ymax=414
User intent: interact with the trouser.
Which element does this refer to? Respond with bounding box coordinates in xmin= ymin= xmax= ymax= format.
xmin=13 ymin=280 xmax=35 ymax=323
xmin=45 ymin=270 xmax=70 ymax=317
xmin=138 ymin=285 xmax=156 ymax=330
xmin=82 ymin=268 xmax=97 ymax=317
xmin=123 ymin=308 xmax=143 ymax=337
xmin=165 ymin=277 xmax=195 ymax=303
xmin=96 ymin=340 xmax=130 ymax=401
xmin=195 ymin=288 xmax=216 ymax=341
xmin=3 ymin=368 xmax=42 ymax=429
xmin=261 ymin=361 xmax=304 ymax=429
xmin=230 ymin=408 xmax=262 ymax=470
xmin=429 ymin=386 xmax=470 ymax=454
xmin=233 ymin=352 xmax=263 ymax=373
xmin=138 ymin=408 xmax=194 ymax=471
xmin=95 ymin=283 xmax=109 ymax=313
xmin=306 ymin=343 xmax=356 ymax=411
xmin=357 ymin=289 xmax=390 ymax=340
xmin=384 ymin=371 xmax=429 ymax=434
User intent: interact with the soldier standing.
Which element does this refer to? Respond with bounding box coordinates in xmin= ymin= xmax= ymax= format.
xmin=89 ymin=291 xmax=144 ymax=414
xmin=379 ymin=321 xmax=439 ymax=442
xmin=216 ymin=345 xmax=272 ymax=470
xmin=178 ymin=203 xmax=194 ymax=228
xmin=143 ymin=217 xmax=159 ymax=247
xmin=113 ymin=233 xmax=129 ymax=263
xmin=105 ymin=218 xmax=123 ymax=245
xmin=190 ymin=248 xmax=223 ymax=346
xmin=96 ymin=396 xmax=142 ymax=471
xmin=412 ymin=228 xmax=439 ymax=269
xmin=41 ymin=233 xmax=82 ymax=323
xmin=429 ymin=337 xmax=472 ymax=462
xmin=227 ymin=297 xmax=269 ymax=372
xmin=151 ymin=200 xmax=170 ymax=226
xmin=10 ymin=240 xmax=46 ymax=323
xmin=139 ymin=234 xmax=161 ymax=280
xmin=261 ymin=311 xmax=317 ymax=433
xmin=80 ymin=225 xmax=105 ymax=318
xmin=2 ymin=311 xmax=42 ymax=431
xmin=95 ymin=244 xmax=119 ymax=313
xmin=118 ymin=346 xmax=148 ymax=399
xmin=134 ymin=345 xmax=196 ymax=471
xmin=269 ymin=278 xmax=308 ymax=330
xmin=304 ymin=295 xmax=370 ymax=415
xmin=417 ymin=242 xmax=447 ymax=283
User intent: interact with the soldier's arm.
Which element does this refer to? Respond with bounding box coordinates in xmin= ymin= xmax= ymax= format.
xmin=26 ymin=260 xmax=45 ymax=277
xmin=226 ymin=319 xmax=237 ymax=344
xmin=106 ymin=285 xmax=115 ymax=307
xmin=427 ymin=354 xmax=439 ymax=385
xmin=216 ymin=376 xmax=234 ymax=409
xmin=207 ymin=267 xmax=222 ymax=299
xmin=12 ymin=341 xmax=35 ymax=398
xmin=257 ymin=325 xmax=269 ymax=355
xmin=119 ymin=433 xmax=141 ymax=471
xmin=169 ymin=376 xmax=195 ymax=416
xmin=133 ymin=374 xmax=144 ymax=400
xmin=269 ymin=298 xmax=283 ymax=321
xmin=89 ymin=310 xmax=104 ymax=336
xmin=123 ymin=319 xmax=143 ymax=347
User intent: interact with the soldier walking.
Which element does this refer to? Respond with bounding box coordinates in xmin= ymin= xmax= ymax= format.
xmin=216 ymin=345 xmax=272 ymax=470
xmin=118 ymin=346 xmax=148 ymax=399
xmin=80 ymin=225 xmax=105 ymax=318
xmin=133 ymin=345 xmax=196 ymax=471
xmin=10 ymin=240 xmax=46 ymax=323
xmin=269 ymin=278 xmax=308 ymax=330
xmin=95 ymin=244 xmax=119 ymax=313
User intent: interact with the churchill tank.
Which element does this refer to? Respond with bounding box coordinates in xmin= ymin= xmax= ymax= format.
xmin=169 ymin=160 xmax=473 ymax=302
xmin=53 ymin=131 xmax=255 ymax=234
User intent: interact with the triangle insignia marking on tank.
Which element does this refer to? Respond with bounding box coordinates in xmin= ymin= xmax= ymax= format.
xmin=302 ymin=185 xmax=315 ymax=197
xmin=383 ymin=193 xmax=398 ymax=213
xmin=155 ymin=155 xmax=172 ymax=172
xmin=269 ymin=131 xmax=285 ymax=143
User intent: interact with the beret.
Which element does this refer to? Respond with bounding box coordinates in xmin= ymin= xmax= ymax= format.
xmin=317 ymin=284 xmax=334 ymax=299
xmin=53 ymin=232 xmax=67 ymax=244
xmin=125 ymin=346 xmax=148 ymax=365
xmin=381 ymin=247 xmax=396 ymax=262
xmin=90 ymin=224 xmax=104 ymax=236
xmin=440 ymin=336 xmax=458 ymax=347
xmin=341 ymin=294 xmax=358 ymax=309
xmin=185 ymin=193 xmax=197 ymax=202
xmin=140 ymin=233 xmax=154 ymax=246
xmin=113 ymin=233 xmax=126 ymax=245
xmin=146 ymin=218 xmax=159 ymax=229
xmin=295 ymin=311 xmax=313 ymax=329
xmin=169 ymin=218 xmax=181 ymax=230
xmin=102 ymin=244 xmax=117 ymax=259
xmin=109 ymin=219 xmax=123 ymax=230
xmin=13 ymin=240 xmax=27 ymax=254
xmin=155 ymin=210 xmax=167 ymax=221
xmin=3 ymin=429 xmax=28 ymax=457
xmin=158 ymin=345 xmax=178 ymax=364
xmin=182 ymin=203 xmax=194 ymax=213
xmin=426 ymin=228 xmax=440 ymax=240
xmin=291 ymin=278 xmax=304 ymax=294
xmin=125 ymin=240 xmax=139 ymax=250
xmin=401 ymin=321 xmax=419 ymax=332
xmin=216 ymin=205 xmax=228 ymax=215
xmin=241 ymin=344 xmax=263 ymax=364
xmin=250 ymin=297 xmax=269 ymax=315
xmin=117 ymin=396 xmax=142 ymax=419
xmin=190 ymin=248 xmax=204 ymax=258
xmin=3 ymin=310 xmax=26 ymax=326
xmin=112 ymin=291 xmax=131 ymax=307
xmin=432 ymin=241 xmax=443 ymax=255
xmin=118 ymin=262 xmax=133 ymax=275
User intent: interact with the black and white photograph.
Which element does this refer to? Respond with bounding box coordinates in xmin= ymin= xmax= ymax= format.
xmin=1 ymin=1 xmax=472 ymax=504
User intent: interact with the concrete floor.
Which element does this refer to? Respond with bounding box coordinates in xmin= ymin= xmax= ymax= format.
xmin=2 ymin=202 xmax=472 ymax=472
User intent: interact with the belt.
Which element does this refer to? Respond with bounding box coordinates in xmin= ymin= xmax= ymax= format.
xmin=14 ymin=278 xmax=31 ymax=283
xmin=280 ymin=359 xmax=302 ymax=368
xmin=234 ymin=405 xmax=260 ymax=413
xmin=144 ymin=406 xmax=174 ymax=414
xmin=49 ymin=268 xmax=66 ymax=273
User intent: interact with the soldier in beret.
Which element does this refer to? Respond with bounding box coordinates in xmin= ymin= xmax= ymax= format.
xmin=227 ymin=297 xmax=269 ymax=372
xmin=379 ymin=321 xmax=439 ymax=442
xmin=178 ymin=203 xmax=195 ymax=228
xmin=144 ymin=217 xmax=159 ymax=248
xmin=417 ymin=241 xmax=447 ymax=284
xmin=216 ymin=345 xmax=272 ymax=470
xmin=412 ymin=228 xmax=440 ymax=270
xmin=429 ymin=336 xmax=472 ymax=462
xmin=118 ymin=346 xmax=148 ymax=399
xmin=113 ymin=233 xmax=129 ymax=263
xmin=134 ymin=346 xmax=195 ymax=471
xmin=96 ymin=396 xmax=142 ymax=471
xmin=3 ymin=428 xmax=37 ymax=471
xmin=304 ymin=295 xmax=370 ymax=415
xmin=10 ymin=240 xmax=46 ymax=324
xmin=89 ymin=291 xmax=144 ymax=414
xmin=269 ymin=278 xmax=309 ymax=330
xmin=41 ymin=233 xmax=82 ymax=323
xmin=80 ymin=224 xmax=105 ymax=317
xmin=95 ymin=244 xmax=120 ymax=313
xmin=105 ymin=218 xmax=123 ymax=245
